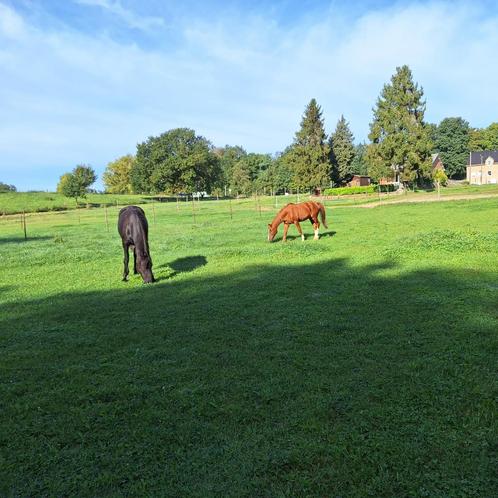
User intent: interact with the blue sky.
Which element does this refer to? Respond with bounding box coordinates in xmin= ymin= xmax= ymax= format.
xmin=1 ymin=0 xmax=497 ymax=191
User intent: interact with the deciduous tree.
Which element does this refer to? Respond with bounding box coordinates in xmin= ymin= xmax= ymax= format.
xmin=103 ymin=155 xmax=135 ymax=194
xmin=57 ymin=165 xmax=97 ymax=203
xmin=132 ymin=128 xmax=221 ymax=194
xmin=433 ymin=117 xmax=469 ymax=178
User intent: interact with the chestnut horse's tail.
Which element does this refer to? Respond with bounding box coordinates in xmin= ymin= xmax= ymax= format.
xmin=318 ymin=203 xmax=328 ymax=228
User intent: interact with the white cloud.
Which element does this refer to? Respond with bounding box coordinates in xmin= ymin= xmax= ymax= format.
xmin=1 ymin=1 xmax=498 ymax=190
xmin=0 ymin=2 xmax=26 ymax=39
xmin=75 ymin=0 xmax=165 ymax=31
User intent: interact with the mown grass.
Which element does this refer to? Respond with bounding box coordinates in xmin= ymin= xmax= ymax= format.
xmin=1 ymin=197 xmax=497 ymax=497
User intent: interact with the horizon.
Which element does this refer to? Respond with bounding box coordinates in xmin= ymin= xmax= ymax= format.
xmin=1 ymin=0 xmax=498 ymax=191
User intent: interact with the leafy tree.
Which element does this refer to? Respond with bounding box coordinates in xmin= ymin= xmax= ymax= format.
xmin=103 ymin=154 xmax=135 ymax=194
xmin=216 ymin=145 xmax=247 ymax=188
xmin=329 ymin=115 xmax=355 ymax=184
xmin=262 ymin=151 xmax=293 ymax=194
xmin=0 ymin=182 xmax=16 ymax=192
xmin=433 ymin=167 xmax=448 ymax=199
xmin=468 ymin=123 xmax=498 ymax=151
xmin=283 ymin=99 xmax=330 ymax=191
xmin=433 ymin=117 xmax=469 ymax=178
xmin=230 ymin=163 xmax=252 ymax=196
xmin=350 ymin=143 xmax=369 ymax=176
xmin=485 ymin=123 xmax=498 ymax=149
xmin=132 ymin=128 xmax=221 ymax=194
xmin=366 ymin=65 xmax=433 ymax=185
xmin=57 ymin=164 xmax=97 ymax=203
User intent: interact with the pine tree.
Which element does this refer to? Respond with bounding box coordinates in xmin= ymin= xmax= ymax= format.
xmin=350 ymin=143 xmax=369 ymax=176
xmin=329 ymin=115 xmax=355 ymax=184
xmin=366 ymin=65 xmax=432 ymax=185
xmin=284 ymin=99 xmax=330 ymax=191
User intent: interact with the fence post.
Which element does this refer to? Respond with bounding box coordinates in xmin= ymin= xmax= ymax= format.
xmin=152 ymin=200 xmax=156 ymax=224
xmin=191 ymin=196 xmax=196 ymax=224
xmin=22 ymin=211 xmax=27 ymax=240
xmin=104 ymin=204 xmax=109 ymax=232
xmin=229 ymin=197 xmax=233 ymax=220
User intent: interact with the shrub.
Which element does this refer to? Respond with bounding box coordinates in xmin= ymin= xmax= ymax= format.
xmin=322 ymin=184 xmax=396 ymax=196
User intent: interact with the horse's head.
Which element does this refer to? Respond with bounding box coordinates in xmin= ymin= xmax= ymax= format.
xmin=137 ymin=252 xmax=155 ymax=283
xmin=268 ymin=223 xmax=277 ymax=242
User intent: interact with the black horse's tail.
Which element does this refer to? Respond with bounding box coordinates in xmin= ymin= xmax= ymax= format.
xmin=319 ymin=203 xmax=328 ymax=228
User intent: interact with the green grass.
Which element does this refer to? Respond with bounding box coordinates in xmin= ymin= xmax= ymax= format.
xmin=1 ymin=197 xmax=497 ymax=497
xmin=3 ymin=183 xmax=498 ymax=216
xmin=0 ymin=191 xmax=153 ymax=215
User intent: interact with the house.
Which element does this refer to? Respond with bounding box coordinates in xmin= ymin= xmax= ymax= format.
xmin=348 ymin=175 xmax=371 ymax=187
xmin=467 ymin=150 xmax=498 ymax=185
xmin=431 ymin=153 xmax=444 ymax=171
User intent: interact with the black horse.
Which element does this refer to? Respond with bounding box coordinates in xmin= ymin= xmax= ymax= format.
xmin=118 ymin=206 xmax=155 ymax=283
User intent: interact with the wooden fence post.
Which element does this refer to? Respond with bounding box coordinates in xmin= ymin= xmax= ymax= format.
xmin=104 ymin=204 xmax=109 ymax=232
xmin=191 ymin=196 xmax=196 ymax=224
xmin=22 ymin=211 xmax=27 ymax=240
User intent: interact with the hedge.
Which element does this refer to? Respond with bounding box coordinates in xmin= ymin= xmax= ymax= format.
xmin=322 ymin=184 xmax=397 ymax=196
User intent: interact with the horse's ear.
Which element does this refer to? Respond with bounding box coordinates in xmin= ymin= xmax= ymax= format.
xmin=268 ymin=223 xmax=272 ymax=228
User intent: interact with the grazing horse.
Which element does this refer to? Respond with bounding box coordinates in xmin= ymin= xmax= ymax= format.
xmin=268 ymin=201 xmax=328 ymax=242
xmin=118 ymin=206 xmax=155 ymax=283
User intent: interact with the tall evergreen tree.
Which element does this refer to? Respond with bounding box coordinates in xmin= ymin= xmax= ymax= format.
xmin=329 ymin=115 xmax=355 ymax=184
xmin=433 ymin=117 xmax=469 ymax=178
xmin=350 ymin=143 xmax=369 ymax=176
xmin=366 ymin=65 xmax=432 ymax=184
xmin=283 ymin=99 xmax=330 ymax=191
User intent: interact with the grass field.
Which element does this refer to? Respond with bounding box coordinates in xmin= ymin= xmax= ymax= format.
xmin=1 ymin=196 xmax=497 ymax=497
xmin=0 ymin=191 xmax=152 ymax=215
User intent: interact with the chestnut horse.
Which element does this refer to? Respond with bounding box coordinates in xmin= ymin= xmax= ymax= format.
xmin=118 ymin=206 xmax=155 ymax=283
xmin=268 ymin=201 xmax=328 ymax=242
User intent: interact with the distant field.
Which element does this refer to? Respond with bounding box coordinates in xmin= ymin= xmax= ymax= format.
xmin=2 ymin=183 xmax=498 ymax=216
xmin=0 ymin=191 xmax=153 ymax=215
xmin=1 ymin=195 xmax=497 ymax=496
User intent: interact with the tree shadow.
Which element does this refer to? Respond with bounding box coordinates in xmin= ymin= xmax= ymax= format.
xmin=1 ymin=258 xmax=497 ymax=497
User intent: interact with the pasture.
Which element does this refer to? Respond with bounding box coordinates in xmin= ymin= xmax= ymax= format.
xmin=1 ymin=196 xmax=497 ymax=497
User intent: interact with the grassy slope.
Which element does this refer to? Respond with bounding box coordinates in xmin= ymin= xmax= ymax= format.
xmin=1 ymin=197 xmax=497 ymax=497
xmin=0 ymin=192 xmax=152 ymax=215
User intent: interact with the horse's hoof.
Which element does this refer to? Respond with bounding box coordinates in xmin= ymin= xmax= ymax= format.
xmin=122 ymin=277 xmax=128 ymax=282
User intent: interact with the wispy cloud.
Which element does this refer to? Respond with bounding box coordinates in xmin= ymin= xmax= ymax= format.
xmin=75 ymin=0 xmax=165 ymax=31
xmin=1 ymin=1 xmax=497 ymax=190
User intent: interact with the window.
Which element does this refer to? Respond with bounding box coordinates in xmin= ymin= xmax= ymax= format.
xmin=488 ymin=171 xmax=492 ymax=175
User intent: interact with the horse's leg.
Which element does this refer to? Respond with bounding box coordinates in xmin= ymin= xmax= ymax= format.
xmin=311 ymin=217 xmax=320 ymax=240
xmin=283 ymin=223 xmax=289 ymax=242
xmin=133 ymin=246 xmax=138 ymax=274
xmin=122 ymin=243 xmax=129 ymax=281
xmin=294 ymin=221 xmax=304 ymax=241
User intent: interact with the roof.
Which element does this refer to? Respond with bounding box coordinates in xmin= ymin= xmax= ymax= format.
xmin=351 ymin=175 xmax=370 ymax=178
xmin=468 ymin=150 xmax=498 ymax=165
xmin=431 ymin=153 xmax=439 ymax=163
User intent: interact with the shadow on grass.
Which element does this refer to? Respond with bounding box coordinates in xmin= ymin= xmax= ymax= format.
xmin=278 ymin=230 xmax=337 ymax=242
xmin=1 ymin=258 xmax=497 ymax=497
xmin=155 ymin=255 xmax=208 ymax=281
xmin=0 ymin=235 xmax=52 ymax=244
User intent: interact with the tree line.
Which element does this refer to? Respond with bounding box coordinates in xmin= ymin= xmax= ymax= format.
xmin=56 ymin=65 xmax=498 ymax=199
